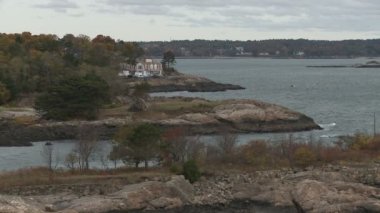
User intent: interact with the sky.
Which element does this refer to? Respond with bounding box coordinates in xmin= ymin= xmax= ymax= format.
xmin=0 ymin=0 xmax=379 ymax=41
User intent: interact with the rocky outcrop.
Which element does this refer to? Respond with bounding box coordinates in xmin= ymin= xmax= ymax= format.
xmin=11 ymin=176 xmax=193 ymax=213
xmin=152 ymin=100 xmax=321 ymax=134
xmin=126 ymin=74 xmax=244 ymax=93
xmin=292 ymin=180 xmax=380 ymax=212
xmin=0 ymin=118 xmax=130 ymax=146
xmin=192 ymin=164 xmax=380 ymax=213
xmin=2 ymin=165 xmax=380 ymax=212
xmin=0 ymin=195 xmax=44 ymax=213
xmin=0 ymin=99 xmax=320 ymax=146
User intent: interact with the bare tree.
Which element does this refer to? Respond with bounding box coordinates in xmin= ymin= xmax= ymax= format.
xmin=64 ymin=151 xmax=78 ymax=170
xmin=74 ymin=125 xmax=100 ymax=170
xmin=279 ymin=134 xmax=297 ymax=168
xmin=162 ymin=128 xmax=205 ymax=165
xmin=186 ymin=136 xmax=205 ymax=162
xmin=216 ymin=133 xmax=238 ymax=157
xmin=41 ymin=142 xmax=54 ymax=170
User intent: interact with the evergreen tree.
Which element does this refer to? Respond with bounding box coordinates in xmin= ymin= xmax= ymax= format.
xmin=161 ymin=50 xmax=176 ymax=71
xmin=35 ymin=73 xmax=109 ymax=120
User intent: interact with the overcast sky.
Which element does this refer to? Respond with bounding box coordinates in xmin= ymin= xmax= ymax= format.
xmin=0 ymin=0 xmax=379 ymax=41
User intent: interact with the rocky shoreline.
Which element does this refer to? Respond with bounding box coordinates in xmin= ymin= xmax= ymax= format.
xmin=0 ymin=98 xmax=320 ymax=146
xmin=2 ymin=163 xmax=380 ymax=212
xmin=126 ymin=73 xmax=245 ymax=93
xmin=307 ymin=60 xmax=380 ymax=69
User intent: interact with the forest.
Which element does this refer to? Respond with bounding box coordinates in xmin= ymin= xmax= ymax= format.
xmin=0 ymin=32 xmax=144 ymax=104
xmin=140 ymin=39 xmax=380 ymax=58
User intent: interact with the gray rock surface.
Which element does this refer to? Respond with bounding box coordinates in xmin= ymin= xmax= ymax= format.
xmin=2 ymin=176 xmax=193 ymax=213
xmin=0 ymin=195 xmax=44 ymax=213
xmin=153 ymin=100 xmax=321 ymax=134
xmin=3 ymin=165 xmax=380 ymax=212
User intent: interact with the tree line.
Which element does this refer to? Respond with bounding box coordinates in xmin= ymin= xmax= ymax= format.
xmin=140 ymin=39 xmax=380 ymax=58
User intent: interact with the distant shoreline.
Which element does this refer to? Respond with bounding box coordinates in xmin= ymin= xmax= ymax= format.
xmin=152 ymin=56 xmax=378 ymax=60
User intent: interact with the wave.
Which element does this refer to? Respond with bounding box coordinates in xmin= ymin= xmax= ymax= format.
xmin=320 ymin=134 xmax=340 ymax=138
xmin=319 ymin=122 xmax=337 ymax=129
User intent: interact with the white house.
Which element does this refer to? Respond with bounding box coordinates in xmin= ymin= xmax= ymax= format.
xmin=119 ymin=58 xmax=163 ymax=78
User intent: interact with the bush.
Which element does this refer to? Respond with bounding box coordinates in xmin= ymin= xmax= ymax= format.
xmin=294 ymin=146 xmax=317 ymax=168
xmin=241 ymin=140 xmax=272 ymax=168
xmin=182 ymin=160 xmax=201 ymax=183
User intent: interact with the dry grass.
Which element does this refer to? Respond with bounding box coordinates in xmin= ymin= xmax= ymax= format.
xmin=98 ymin=105 xmax=131 ymax=119
xmin=0 ymin=167 xmax=170 ymax=191
xmin=12 ymin=115 xmax=38 ymax=125
xmin=98 ymin=98 xmax=221 ymax=120
xmin=150 ymin=99 xmax=220 ymax=116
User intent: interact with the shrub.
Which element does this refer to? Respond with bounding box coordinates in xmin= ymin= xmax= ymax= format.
xmin=294 ymin=146 xmax=317 ymax=168
xmin=241 ymin=140 xmax=272 ymax=168
xmin=182 ymin=160 xmax=201 ymax=183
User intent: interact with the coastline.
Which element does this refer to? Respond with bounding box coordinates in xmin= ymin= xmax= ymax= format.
xmin=125 ymin=73 xmax=245 ymax=93
xmin=0 ymin=97 xmax=321 ymax=146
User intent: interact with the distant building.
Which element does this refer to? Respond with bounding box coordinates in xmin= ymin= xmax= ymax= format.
xmin=236 ymin=47 xmax=244 ymax=55
xmin=235 ymin=47 xmax=252 ymax=56
xmin=119 ymin=58 xmax=163 ymax=78
xmin=295 ymin=51 xmax=305 ymax=57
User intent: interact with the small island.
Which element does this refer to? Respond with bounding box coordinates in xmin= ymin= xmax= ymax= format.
xmin=0 ymin=96 xmax=321 ymax=146
xmin=307 ymin=60 xmax=380 ymax=68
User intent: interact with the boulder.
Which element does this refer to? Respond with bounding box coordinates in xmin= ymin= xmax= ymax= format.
xmin=291 ymin=180 xmax=380 ymax=213
xmin=0 ymin=195 xmax=43 ymax=213
xmin=52 ymin=175 xmax=193 ymax=212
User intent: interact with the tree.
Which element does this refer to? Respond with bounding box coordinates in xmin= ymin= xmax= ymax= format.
xmin=114 ymin=124 xmax=161 ymax=168
xmin=64 ymin=152 xmax=78 ymax=170
xmin=40 ymin=142 xmax=54 ymax=170
xmin=120 ymin=42 xmax=144 ymax=65
xmin=161 ymin=50 xmax=176 ymax=71
xmin=35 ymin=73 xmax=109 ymax=120
xmin=73 ymin=125 xmax=100 ymax=170
xmin=216 ymin=133 xmax=238 ymax=158
xmin=161 ymin=127 xmax=205 ymax=165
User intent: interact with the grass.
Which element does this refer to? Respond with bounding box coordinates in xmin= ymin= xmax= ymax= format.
xmin=99 ymin=105 xmax=131 ymax=119
xmin=0 ymin=167 xmax=170 ymax=192
xmin=12 ymin=115 xmax=37 ymax=125
xmin=150 ymin=99 xmax=221 ymax=116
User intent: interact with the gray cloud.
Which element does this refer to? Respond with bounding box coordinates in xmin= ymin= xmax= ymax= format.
xmin=34 ymin=0 xmax=79 ymax=13
xmin=98 ymin=0 xmax=380 ymax=32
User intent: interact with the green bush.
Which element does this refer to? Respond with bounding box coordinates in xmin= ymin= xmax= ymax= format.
xmin=182 ymin=160 xmax=201 ymax=183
